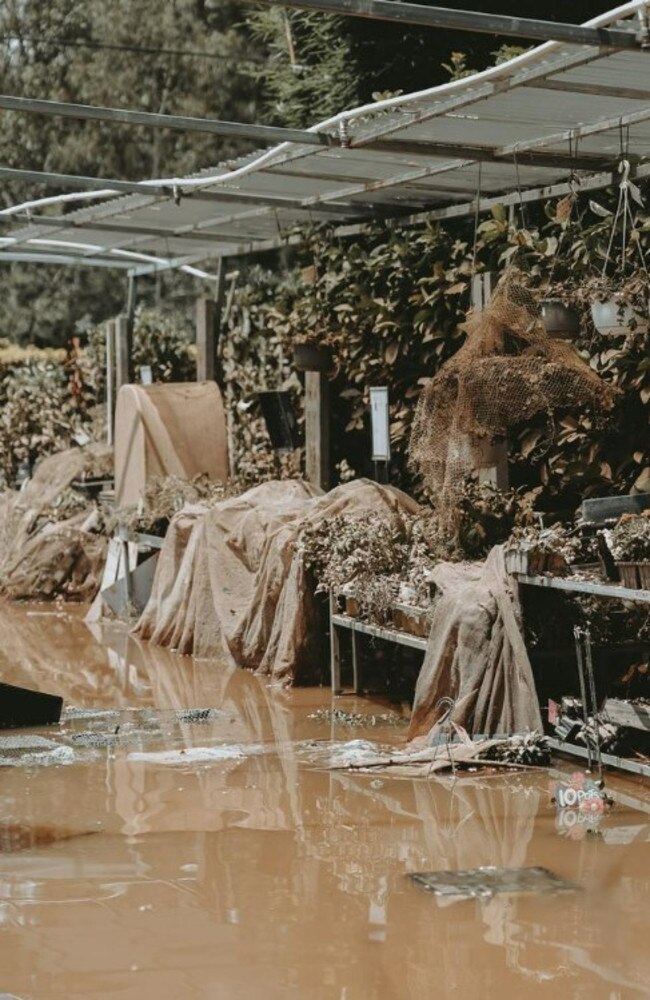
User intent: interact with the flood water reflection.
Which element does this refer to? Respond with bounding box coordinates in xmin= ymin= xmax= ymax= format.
xmin=0 ymin=603 xmax=649 ymax=999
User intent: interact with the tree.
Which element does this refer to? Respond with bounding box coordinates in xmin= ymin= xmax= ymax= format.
xmin=0 ymin=0 xmax=261 ymax=343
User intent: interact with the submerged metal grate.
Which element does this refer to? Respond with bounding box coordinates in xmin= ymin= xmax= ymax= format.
xmin=410 ymin=866 xmax=579 ymax=900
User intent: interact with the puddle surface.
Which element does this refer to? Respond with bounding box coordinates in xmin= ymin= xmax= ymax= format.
xmin=0 ymin=602 xmax=649 ymax=999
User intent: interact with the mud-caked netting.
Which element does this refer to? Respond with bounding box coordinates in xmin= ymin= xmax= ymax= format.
xmin=409 ymin=268 xmax=616 ymax=509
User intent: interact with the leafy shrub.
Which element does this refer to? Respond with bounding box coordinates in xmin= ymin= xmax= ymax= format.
xmin=0 ymin=360 xmax=83 ymax=488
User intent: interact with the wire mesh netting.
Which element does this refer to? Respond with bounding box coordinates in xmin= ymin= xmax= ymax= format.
xmin=409 ymin=269 xmax=616 ymax=511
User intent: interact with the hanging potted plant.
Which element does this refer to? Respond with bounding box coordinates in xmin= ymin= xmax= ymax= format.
xmin=588 ymin=271 xmax=650 ymax=337
xmin=581 ymin=161 xmax=649 ymax=336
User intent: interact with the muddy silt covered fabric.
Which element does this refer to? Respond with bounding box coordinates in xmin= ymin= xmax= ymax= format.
xmin=0 ymin=445 xmax=110 ymax=601
xmin=135 ymin=479 xmax=420 ymax=684
xmin=408 ymin=545 xmax=542 ymax=740
xmin=114 ymin=382 xmax=229 ymax=507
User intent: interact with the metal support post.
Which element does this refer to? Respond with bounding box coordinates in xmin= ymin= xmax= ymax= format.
xmin=329 ymin=591 xmax=342 ymax=695
xmin=196 ymin=259 xmax=227 ymax=383
xmin=105 ymin=319 xmax=115 ymax=446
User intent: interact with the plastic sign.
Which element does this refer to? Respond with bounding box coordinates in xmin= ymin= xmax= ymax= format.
xmin=370 ymin=387 xmax=391 ymax=462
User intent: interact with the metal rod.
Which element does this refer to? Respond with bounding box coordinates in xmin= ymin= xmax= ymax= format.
xmin=499 ymin=104 xmax=650 ymax=156
xmin=583 ymin=628 xmax=604 ymax=781
xmin=573 ymin=626 xmax=593 ymax=772
xmin=0 ymin=250 xmax=135 ymax=268
xmin=105 ymin=320 xmax=115 ymax=447
xmin=363 ymin=138 xmax=609 ymax=172
xmin=523 ymin=78 xmax=650 ymax=101
xmin=0 ymin=94 xmax=339 ymax=146
xmin=241 ymin=0 xmax=643 ymax=49
xmin=1 ymin=213 xmax=267 ymax=245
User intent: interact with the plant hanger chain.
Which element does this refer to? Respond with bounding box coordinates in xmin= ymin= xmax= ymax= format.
xmin=601 ymin=153 xmax=649 ymax=281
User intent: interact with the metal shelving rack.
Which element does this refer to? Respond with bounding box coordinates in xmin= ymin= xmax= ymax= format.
xmin=329 ymin=594 xmax=428 ymax=695
xmin=517 ymin=571 xmax=650 ymax=777
xmin=515 ymin=573 xmax=650 ymax=604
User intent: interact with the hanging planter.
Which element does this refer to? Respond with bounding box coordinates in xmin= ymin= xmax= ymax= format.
xmin=540 ymin=298 xmax=580 ymax=340
xmin=590 ymin=299 xmax=649 ymax=337
xmin=293 ymin=342 xmax=334 ymax=373
xmin=586 ymin=160 xmax=650 ymax=337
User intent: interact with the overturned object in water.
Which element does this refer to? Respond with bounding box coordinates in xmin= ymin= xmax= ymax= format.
xmin=0 ymin=682 xmax=63 ymax=729
xmin=411 ymin=866 xmax=579 ymax=901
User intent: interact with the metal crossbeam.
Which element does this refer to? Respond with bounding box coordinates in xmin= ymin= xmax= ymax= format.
xmin=362 ymin=138 xmax=609 ymax=172
xmin=0 ymin=250 xmax=135 ymax=268
xmin=241 ymin=0 xmax=645 ymax=49
xmin=523 ymin=78 xmax=650 ymax=100
xmin=0 ymin=94 xmax=339 ymax=147
xmin=499 ymin=104 xmax=650 ymax=155
xmin=0 ymin=214 xmax=263 ymax=245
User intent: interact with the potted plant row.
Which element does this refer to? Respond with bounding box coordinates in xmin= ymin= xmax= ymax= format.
xmin=338 ymin=582 xmax=432 ymax=639
xmin=609 ymin=514 xmax=650 ymax=590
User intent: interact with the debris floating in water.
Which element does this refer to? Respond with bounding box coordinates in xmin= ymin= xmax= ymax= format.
xmin=127 ymin=743 xmax=267 ymax=765
xmin=410 ymin=866 xmax=579 ymax=901
xmin=307 ymin=707 xmax=408 ymax=729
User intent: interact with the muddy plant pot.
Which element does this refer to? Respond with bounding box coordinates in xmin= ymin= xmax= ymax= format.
xmin=617 ymin=561 xmax=641 ymax=589
xmin=540 ymin=298 xmax=580 ymax=340
xmin=293 ymin=343 xmax=334 ymax=373
xmin=617 ymin=561 xmax=650 ymax=589
xmin=392 ymin=604 xmax=430 ymax=639
xmin=505 ymin=548 xmax=567 ymax=576
xmin=590 ymin=300 xmax=649 ymax=337
xmin=345 ymin=595 xmax=360 ymax=618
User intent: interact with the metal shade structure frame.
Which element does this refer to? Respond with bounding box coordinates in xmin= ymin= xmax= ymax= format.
xmin=0 ymin=0 xmax=648 ymax=279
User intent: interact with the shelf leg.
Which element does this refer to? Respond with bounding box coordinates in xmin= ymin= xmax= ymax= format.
xmin=351 ymin=625 xmax=360 ymax=694
xmin=329 ymin=592 xmax=342 ymax=695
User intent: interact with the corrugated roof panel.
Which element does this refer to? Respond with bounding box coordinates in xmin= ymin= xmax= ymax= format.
xmin=1 ymin=1 xmax=647 ymax=272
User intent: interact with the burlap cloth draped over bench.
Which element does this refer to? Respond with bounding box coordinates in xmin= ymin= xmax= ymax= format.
xmin=134 ymin=478 xmax=419 ymax=685
xmin=408 ymin=546 xmax=542 ymax=740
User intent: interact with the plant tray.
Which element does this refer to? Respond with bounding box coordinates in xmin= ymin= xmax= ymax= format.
xmin=345 ymin=595 xmax=360 ymax=618
xmin=391 ymin=603 xmax=431 ymax=639
xmin=616 ymin=562 xmax=650 ymax=590
xmin=505 ymin=548 xmax=567 ymax=577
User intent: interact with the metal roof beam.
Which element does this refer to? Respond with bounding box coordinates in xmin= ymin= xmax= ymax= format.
xmin=523 ymin=78 xmax=650 ymax=100
xmin=0 ymin=214 xmax=265 ymax=245
xmin=0 ymin=165 xmax=198 ymax=200
xmin=0 ymin=95 xmax=340 ymax=147
xmin=348 ymin=160 xmax=650 ymax=228
xmin=0 ymin=250 xmax=135 ymax=268
xmin=362 ymin=138 xmax=609 ymax=172
xmin=499 ymin=103 xmax=650 ymax=154
xmin=0 ymin=166 xmax=390 ymax=220
xmin=242 ymin=0 xmax=645 ymax=49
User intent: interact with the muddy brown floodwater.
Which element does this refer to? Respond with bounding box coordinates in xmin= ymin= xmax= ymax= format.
xmin=0 ymin=602 xmax=649 ymax=1000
